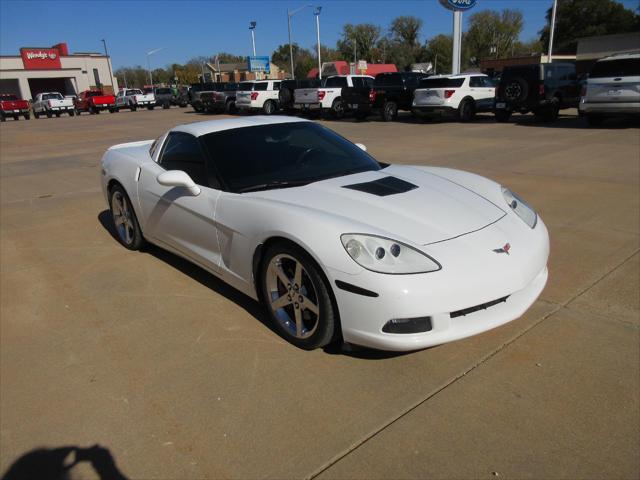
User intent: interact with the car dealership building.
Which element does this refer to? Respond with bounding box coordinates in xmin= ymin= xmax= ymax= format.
xmin=0 ymin=42 xmax=117 ymax=100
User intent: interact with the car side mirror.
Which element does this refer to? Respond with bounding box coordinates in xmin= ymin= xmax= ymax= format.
xmin=355 ymin=143 xmax=367 ymax=152
xmin=157 ymin=170 xmax=201 ymax=196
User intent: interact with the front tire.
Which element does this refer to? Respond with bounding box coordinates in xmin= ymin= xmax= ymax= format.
xmin=331 ymin=98 xmax=345 ymax=119
xmin=68 ymin=109 xmax=75 ymax=117
xmin=109 ymin=185 xmax=145 ymax=251
xmin=34 ymin=111 xmax=40 ymax=119
xmin=46 ymin=110 xmax=52 ymax=118
xmin=458 ymin=99 xmax=475 ymax=122
xmin=24 ymin=113 xmax=30 ymax=120
xmin=381 ymin=101 xmax=398 ymax=122
xmin=263 ymin=99 xmax=276 ymax=115
xmin=260 ymin=242 xmax=337 ymax=350
xmin=130 ymin=104 xmax=137 ymax=112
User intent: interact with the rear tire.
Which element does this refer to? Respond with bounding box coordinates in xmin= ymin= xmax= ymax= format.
xmin=55 ymin=112 xmax=60 ymax=117
xmin=68 ymin=109 xmax=75 ymax=117
xmin=260 ymin=242 xmax=337 ymax=350
xmin=34 ymin=111 xmax=40 ymax=119
xmin=225 ymin=100 xmax=236 ymax=114
xmin=163 ymin=102 xmax=170 ymax=109
xmin=0 ymin=114 xmax=5 ymax=122
xmin=538 ymin=98 xmax=559 ymax=122
xmin=495 ymin=109 xmax=511 ymax=122
xmin=263 ymin=99 xmax=276 ymax=115
xmin=148 ymin=105 xmax=154 ymax=110
xmin=381 ymin=101 xmax=398 ymax=122
xmin=331 ymin=98 xmax=345 ymax=119
xmin=46 ymin=110 xmax=52 ymax=118
xmin=130 ymin=104 xmax=137 ymax=112
xmin=458 ymin=99 xmax=475 ymax=122
xmin=24 ymin=113 xmax=30 ymax=120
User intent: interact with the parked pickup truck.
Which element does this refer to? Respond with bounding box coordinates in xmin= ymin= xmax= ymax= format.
xmin=344 ymin=72 xmax=429 ymax=121
xmin=32 ymin=92 xmax=75 ymax=118
xmin=74 ymin=90 xmax=117 ymax=115
xmin=294 ymin=75 xmax=374 ymax=118
xmin=235 ymin=80 xmax=281 ymax=115
xmin=278 ymin=79 xmax=321 ymax=113
xmin=0 ymin=94 xmax=30 ymax=121
xmin=189 ymin=82 xmax=225 ymax=112
xmin=115 ymin=88 xmax=156 ymax=111
xmin=200 ymin=83 xmax=240 ymax=114
xmin=412 ymin=74 xmax=496 ymax=122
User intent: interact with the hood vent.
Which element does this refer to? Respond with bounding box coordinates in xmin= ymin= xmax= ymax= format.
xmin=342 ymin=176 xmax=418 ymax=197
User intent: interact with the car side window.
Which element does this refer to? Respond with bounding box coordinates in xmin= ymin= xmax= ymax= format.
xmin=352 ymin=77 xmax=363 ymax=89
xmin=469 ymin=76 xmax=483 ymax=87
xmin=272 ymin=82 xmax=280 ymax=90
xmin=159 ymin=132 xmax=208 ymax=186
xmin=254 ymin=83 xmax=268 ymax=91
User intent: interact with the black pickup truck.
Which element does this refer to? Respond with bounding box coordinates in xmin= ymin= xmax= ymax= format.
xmin=343 ymin=72 xmax=429 ymax=121
xmin=200 ymin=83 xmax=240 ymax=114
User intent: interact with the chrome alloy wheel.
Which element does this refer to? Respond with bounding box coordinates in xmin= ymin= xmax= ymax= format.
xmin=266 ymin=254 xmax=320 ymax=339
xmin=111 ymin=190 xmax=135 ymax=246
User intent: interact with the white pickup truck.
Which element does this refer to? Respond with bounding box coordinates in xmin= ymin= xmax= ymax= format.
xmin=115 ymin=88 xmax=156 ymax=111
xmin=32 ymin=92 xmax=75 ymax=118
xmin=294 ymin=75 xmax=374 ymax=118
xmin=235 ymin=80 xmax=281 ymax=115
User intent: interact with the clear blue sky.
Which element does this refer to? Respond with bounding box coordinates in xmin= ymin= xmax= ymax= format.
xmin=1 ymin=0 xmax=637 ymax=69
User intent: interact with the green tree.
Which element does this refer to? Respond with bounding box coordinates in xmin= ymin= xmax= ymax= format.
xmin=464 ymin=9 xmax=524 ymax=63
xmin=386 ymin=16 xmax=426 ymax=69
xmin=213 ymin=52 xmax=246 ymax=63
xmin=424 ymin=34 xmax=452 ymax=74
xmin=390 ymin=16 xmax=423 ymax=47
xmin=336 ymin=23 xmax=381 ymax=62
xmin=540 ymin=0 xmax=640 ymax=53
xmin=271 ymin=43 xmax=314 ymax=78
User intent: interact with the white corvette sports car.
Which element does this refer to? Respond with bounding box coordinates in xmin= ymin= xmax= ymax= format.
xmin=100 ymin=116 xmax=549 ymax=352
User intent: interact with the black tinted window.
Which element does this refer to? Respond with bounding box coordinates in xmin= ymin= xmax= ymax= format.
xmin=469 ymin=77 xmax=485 ymax=87
xmin=239 ymin=82 xmax=254 ymax=90
xmin=223 ymin=83 xmax=239 ymax=91
xmin=325 ymin=77 xmax=348 ymax=88
xmin=254 ymin=83 xmax=268 ymax=91
xmin=374 ymin=74 xmax=400 ymax=86
xmin=420 ymin=77 xmax=465 ymax=88
xmin=155 ymin=88 xmax=172 ymax=94
xmin=159 ymin=132 xmax=208 ymax=186
xmin=200 ymin=122 xmax=381 ymax=193
xmin=590 ymin=58 xmax=640 ymax=78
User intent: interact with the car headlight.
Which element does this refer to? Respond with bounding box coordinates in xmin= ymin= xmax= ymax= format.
xmin=340 ymin=234 xmax=441 ymax=274
xmin=502 ymin=187 xmax=537 ymax=229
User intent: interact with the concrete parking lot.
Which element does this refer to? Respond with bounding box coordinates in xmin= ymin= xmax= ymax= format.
xmin=1 ymin=108 xmax=638 ymax=479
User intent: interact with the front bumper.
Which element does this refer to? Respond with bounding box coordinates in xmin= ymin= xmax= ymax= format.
xmin=329 ymin=216 xmax=550 ymax=351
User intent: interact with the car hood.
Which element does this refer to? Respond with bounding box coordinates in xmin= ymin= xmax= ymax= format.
xmin=250 ymin=165 xmax=506 ymax=245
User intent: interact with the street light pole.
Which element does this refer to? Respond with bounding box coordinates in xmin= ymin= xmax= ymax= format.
xmin=547 ymin=0 xmax=558 ymax=63
xmin=146 ymin=47 xmax=163 ymax=87
xmin=287 ymin=4 xmax=313 ymax=80
xmin=314 ymin=7 xmax=322 ymax=79
xmin=249 ymin=21 xmax=257 ymax=57
xmin=101 ymin=39 xmax=114 ymax=93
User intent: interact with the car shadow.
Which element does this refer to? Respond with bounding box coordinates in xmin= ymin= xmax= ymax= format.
xmin=510 ymin=113 xmax=640 ymax=129
xmin=99 ymin=210 xmax=403 ymax=358
xmin=1 ymin=444 xmax=128 ymax=480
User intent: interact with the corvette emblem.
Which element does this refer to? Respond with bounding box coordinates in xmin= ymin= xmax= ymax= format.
xmin=493 ymin=243 xmax=511 ymax=255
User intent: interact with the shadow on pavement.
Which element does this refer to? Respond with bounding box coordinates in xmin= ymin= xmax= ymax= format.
xmin=510 ymin=113 xmax=640 ymax=130
xmin=2 ymin=444 xmax=128 ymax=480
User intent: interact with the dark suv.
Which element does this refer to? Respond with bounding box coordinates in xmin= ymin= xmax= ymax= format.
xmin=494 ymin=63 xmax=581 ymax=122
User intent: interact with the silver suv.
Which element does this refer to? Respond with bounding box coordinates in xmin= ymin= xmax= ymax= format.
xmin=580 ymin=52 xmax=640 ymax=126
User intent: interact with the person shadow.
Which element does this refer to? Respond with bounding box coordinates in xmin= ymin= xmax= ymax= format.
xmin=2 ymin=444 xmax=129 ymax=480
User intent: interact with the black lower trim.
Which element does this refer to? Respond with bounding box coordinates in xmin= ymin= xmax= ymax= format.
xmin=450 ymin=296 xmax=509 ymax=318
xmin=335 ymin=280 xmax=379 ymax=298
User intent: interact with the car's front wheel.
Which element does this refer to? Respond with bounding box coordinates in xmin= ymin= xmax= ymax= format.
xmin=381 ymin=101 xmax=398 ymax=122
xmin=261 ymin=243 xmax=337 ymax=350
xmin=109 ymin=185 xmax=145 ymax=250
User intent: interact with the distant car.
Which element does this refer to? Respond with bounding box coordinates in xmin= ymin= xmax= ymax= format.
xmin=153 ymin=87 xmax=174 ymax=109
xmin=32 ymin=92 xmax=75 ymax=118
xmin=189 ymin=82 xmax=224 ymax=112
xmin=412 ymin=74 xmax=496 ymax=122
xmin=235 ymin=80 xmax=281 ymax=115
xmin=494 ymin=62 xmax=581 ymax=122
xmin=100 ymin=116 xmax=549 ymax=352
xmin=294 ymin=75 xmax=374 ymax=119
xmin=0 ymin=94 xmax=30 ymax=121
xmin=74 ymin=90 xmax=117 ymax=115
xmin=200 ymin=83 xmax=240 ymax=114
xmin=579 ymin=52 xmax=640 ymax=126
xmin=278 ymin=79 xmax=322 ymax=113
xmin=115 ymin=88 xmax=156 ymax=111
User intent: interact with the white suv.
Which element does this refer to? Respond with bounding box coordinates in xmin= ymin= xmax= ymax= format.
xmin=412 ymin=74 xmax=496 ymax=122
xmin=579 ymin=52 xmax=640 ymax=126
xmin=235 ymin=80 xmax=281 ymax=115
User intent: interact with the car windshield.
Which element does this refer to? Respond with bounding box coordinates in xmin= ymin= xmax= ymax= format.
xmin=419 ymin=77 xmax=465 ymax=88
xmin=87 ymin=91 xmax=103 ymax=97
xmin=590 ymin=58 xmax=640 ymax=78
xmin=129 ymin=89 xmax=143 ymax=95
xmin=42 ymin=93 xmax=63 ymax=100
xmin=238 ymin=82 xmax=254 ymax=91
xmin=200 ymin=122 xmax=382 ymax=193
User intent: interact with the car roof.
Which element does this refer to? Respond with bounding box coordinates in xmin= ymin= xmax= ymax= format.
xmin=173 ymin=116 xmax=311 ymax=137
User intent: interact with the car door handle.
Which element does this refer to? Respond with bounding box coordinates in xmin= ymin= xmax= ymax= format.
xmin=614 ymin=78 xmax=622 ymax=81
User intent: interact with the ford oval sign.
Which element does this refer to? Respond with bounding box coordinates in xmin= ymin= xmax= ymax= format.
xmin=439 ymin=0 xmax=478 ymax=11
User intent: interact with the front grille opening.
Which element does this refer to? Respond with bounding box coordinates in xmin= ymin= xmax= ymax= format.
xmin=450 ymin=296 xmax=509 ymax=319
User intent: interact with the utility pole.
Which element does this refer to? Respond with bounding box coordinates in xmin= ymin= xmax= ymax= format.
xmin=101 ymin=39 xmax=114 ymax=94
xmin=547 ymin=0 xmax=558 ymax=63
xmin=315 ymin=7 xmax=322 ymax=79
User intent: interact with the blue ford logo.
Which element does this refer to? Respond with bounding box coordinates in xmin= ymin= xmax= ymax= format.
xmin=439 ymin=0 xmax=478 ymax=11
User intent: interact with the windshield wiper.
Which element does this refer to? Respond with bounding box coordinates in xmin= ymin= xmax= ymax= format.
xmin=237 ymin=180 xmax=312 ymax=193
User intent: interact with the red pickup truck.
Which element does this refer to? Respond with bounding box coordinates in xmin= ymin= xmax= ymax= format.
xmin=0 ymin=94 xmax=31 ymax=121
xmin=74 ymin=90 xmax=117 ymax=114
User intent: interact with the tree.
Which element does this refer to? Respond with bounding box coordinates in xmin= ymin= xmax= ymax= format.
xmin=424 ymin=34 xmax=452 ymax=74
xmin=271 ymin=43 xmax=314 ymax=79
xmin=213 ymin=52 xmax=246 ymax=63
xmin=386 ymin=16 xmax=426 ymax=69
xmin=390 ymin=16 xmax=423 ymax=47
xmin=336 ymin=23 xmax=381 ymax=62
xmin=464 ymin=9 xmax=524 ymax=63
xmin=539 ymin=0 xmax=640 ymax=54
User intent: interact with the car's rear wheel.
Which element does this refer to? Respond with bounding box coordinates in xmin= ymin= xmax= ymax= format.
xmin=68 ymin=109 xmax=75 ymax=116
xmin=225 ymin=100 xmax=236 ymax=114
xmin=109 ymin=185 xmax=145 ymax=251
xmin=458 ymin=99 xmax=475 ymax=122
xmin=130 ymin=104 xmax=137 ymax=112
xmin=331 ymin=98 xmax=345 ymax=119
xmin=46 ymin=110 xmax=52 ymax=118
xmin=34 ymin=111 xmax=40 ymax=119
xmin=381 ymin=101 xmax=398 ymax=121
xmin=263 ymin=99 xmax=276 ymax=115
xmin=261 ymin=243 xmax=337 ymax=350
xmin=24 ymin=113 xmax=30 ymax=120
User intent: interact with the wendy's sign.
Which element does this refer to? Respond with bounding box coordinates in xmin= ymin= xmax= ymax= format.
xmin=20 ymin=48 xmax=62 ymax=70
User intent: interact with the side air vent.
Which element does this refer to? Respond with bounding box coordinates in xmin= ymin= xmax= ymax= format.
xmin=342 ymin=176 xmax=418 ymax=197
